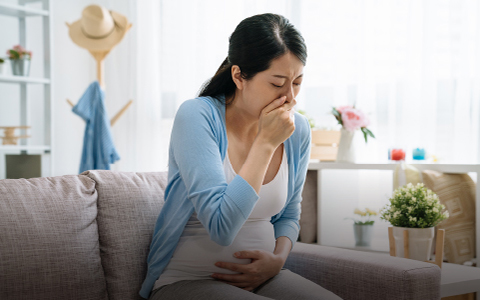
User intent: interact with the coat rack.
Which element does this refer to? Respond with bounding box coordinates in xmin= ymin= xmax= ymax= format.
xmin=66 ymin=23 xmax=134 ymax=127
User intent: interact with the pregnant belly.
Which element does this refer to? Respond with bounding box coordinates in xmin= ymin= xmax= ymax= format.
xmin=162 ymin=220 xmax=276 ymax=278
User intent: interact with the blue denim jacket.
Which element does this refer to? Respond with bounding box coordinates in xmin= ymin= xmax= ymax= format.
xmin=72 ymin=81 xmax=120 ymax=173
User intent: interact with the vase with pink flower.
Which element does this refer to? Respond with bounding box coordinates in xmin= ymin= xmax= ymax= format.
xmin=7 ymin=45 xmax=32 ymax=76
xmin=332 ymin=105 xmax=375 ymax=163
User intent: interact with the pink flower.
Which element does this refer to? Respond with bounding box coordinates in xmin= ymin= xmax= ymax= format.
xmin=358 ymin=110 xmax=370 ymax=128
xmin=341 ymin=107 xmax=370 ymax=132
xmin=336 ymin=105 xmax=352 ymax=115
xmin=13 ymin=45 xmax=25 ymax=52
xmin=6 ymin=45 xmax=32 ymax=60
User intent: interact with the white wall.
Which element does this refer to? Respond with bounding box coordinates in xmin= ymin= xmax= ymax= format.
xmin=0 ymin=0 xmax=135 ymax=177
xmin=53 ymin=0 xmax=103 ymax=176
xmin=55 ymin=0 xmax=136 ymax=176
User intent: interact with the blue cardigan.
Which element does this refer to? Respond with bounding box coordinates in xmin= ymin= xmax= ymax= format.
xmin=139 ymin=95 xmax=311 ymax=299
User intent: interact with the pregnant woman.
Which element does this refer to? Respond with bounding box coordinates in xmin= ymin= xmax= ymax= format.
xmin=140 ymin=13 xmax=342 ymax=300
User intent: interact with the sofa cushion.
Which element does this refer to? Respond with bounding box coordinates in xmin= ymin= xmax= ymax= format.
xmin=82 ymin=170 xmax=168 ymax=300
xmin=0 ymin=175 xmax=107 ymax=300
xmin=286 ymin=242 xmax=441 ymax=300
xmin=422 ymin=170 xmax=476 ymax=264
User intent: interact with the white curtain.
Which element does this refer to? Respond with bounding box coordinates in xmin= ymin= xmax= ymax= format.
xmin=103 ymin=0 xmax=480 ymax=248
xmin=298 ymin=0 xmax=480 ymax=164
xmin=110 ymin=0 xmax=301 ymax=172
xmin=108 ymin=0 xmax=480 ymax=173
xmin=295 ymin=0 xmax=480 ymax=247
xmin=102 ymin=0 xmax=165 ymax=172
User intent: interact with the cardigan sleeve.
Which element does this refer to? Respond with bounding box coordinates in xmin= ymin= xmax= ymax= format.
xmin=271 ymin=113 xmax=312 ymax=249
xmin=170 ymin=98 xmax=259 ymax=246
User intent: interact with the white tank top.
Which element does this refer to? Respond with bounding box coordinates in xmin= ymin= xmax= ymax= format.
xmin=153 ymin=147 xmax=288 ymax=290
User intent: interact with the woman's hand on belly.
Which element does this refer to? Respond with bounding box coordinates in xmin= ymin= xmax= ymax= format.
xmin=210 ymin=250 xmax=284 ymax=292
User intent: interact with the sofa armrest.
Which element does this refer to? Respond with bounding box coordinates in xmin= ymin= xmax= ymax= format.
xmin=285 ymin=242 xmax=441 ymax=300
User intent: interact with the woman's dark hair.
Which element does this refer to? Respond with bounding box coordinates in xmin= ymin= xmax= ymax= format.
xmin=198 ymin=13 xmax=307 ymax=104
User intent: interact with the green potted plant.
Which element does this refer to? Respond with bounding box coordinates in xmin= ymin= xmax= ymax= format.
xmin=6 ymin=45 xmax=32 ymax=76
xmin=380 ymin=183 xmax=449 ymax=261
xmin=345 ymin=208 xmax=378 ymax=247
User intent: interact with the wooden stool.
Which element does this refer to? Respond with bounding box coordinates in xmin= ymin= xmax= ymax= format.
xmin=388 ymin=227 xmax=445 ymax=268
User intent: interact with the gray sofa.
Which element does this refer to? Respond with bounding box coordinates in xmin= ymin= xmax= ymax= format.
xmin=0 ymin=170 xmax=441 ymax=300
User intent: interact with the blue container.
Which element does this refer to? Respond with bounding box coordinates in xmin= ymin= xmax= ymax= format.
xmin=412 ymin=148 xmax=426 ymax=160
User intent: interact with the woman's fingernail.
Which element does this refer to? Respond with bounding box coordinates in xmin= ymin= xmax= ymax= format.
xmin=234 ymin=252 xmax=240 ymax=257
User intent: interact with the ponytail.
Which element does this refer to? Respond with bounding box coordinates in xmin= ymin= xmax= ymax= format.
xmin=198 ymin=57 xmax=237 ymax=104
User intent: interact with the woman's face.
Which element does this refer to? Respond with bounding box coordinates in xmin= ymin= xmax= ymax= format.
xmin=237 ymin=51 xmax=304 ymax=118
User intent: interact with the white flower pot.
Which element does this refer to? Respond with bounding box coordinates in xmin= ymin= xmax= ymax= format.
xmin=10 ymin=58 xmax=31 ymax=76
xmin=353 ymin=224 xmax=373 ymax=247
xmin=0 ymin=63 xmax=4 ymax=75
xmin=336 ymin=128 xmax=355 ymax=163
xmin=392 ymin=227 xmax=434 ymax=261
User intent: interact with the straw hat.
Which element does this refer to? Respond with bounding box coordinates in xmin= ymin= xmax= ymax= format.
xmin=67 ymin=4 xmax=130 ymax=51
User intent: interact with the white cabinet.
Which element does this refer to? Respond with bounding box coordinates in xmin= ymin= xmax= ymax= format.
xmin=0 ymin=0 xmax=53 ymax=179
xmin=308 ymin=162 xmax=480 ymax=270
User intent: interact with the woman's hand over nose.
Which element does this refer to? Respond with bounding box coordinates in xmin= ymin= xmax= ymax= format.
xmin=257 ymin=96 xmax=296 ymax=149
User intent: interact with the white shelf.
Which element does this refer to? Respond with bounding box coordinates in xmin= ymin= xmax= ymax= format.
xmin=0 ymin=2 xmax=49 ymax=17
xmin=0 ymin=74 xmax=50 ymax=84
xmin=0 ymin=0 xmax=54 ymax=179
xmin=309 ymin=161 xmax=480 ymax=173
xmin=309 ymin=160 xmax=480 ymax=289
xmin=0 ymin=145 xmax=50 ymax=152
xmin=441 ymin=262 xmax=480 ymax=297
xmin=321 ymin=238 xmax=390 ymax=254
